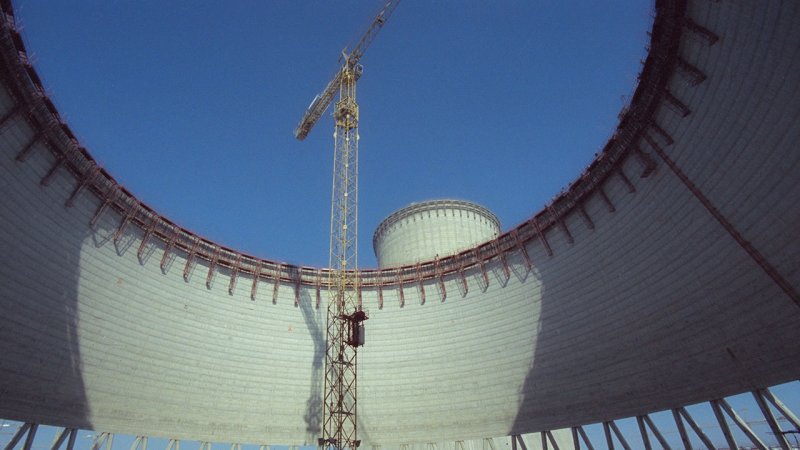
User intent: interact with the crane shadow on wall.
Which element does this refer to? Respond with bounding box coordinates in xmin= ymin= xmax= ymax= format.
xmin=0 ymin=137 xmax=93 ymax=429
xmin=298 ymin=289 xmax=324 ymax=445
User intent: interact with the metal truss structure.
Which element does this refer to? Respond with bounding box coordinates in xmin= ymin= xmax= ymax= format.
xmin=320 ymin=63 xmax=365 ymax=450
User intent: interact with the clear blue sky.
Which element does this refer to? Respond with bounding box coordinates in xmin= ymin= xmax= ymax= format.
xmin=13 ymin=0 xmax=653 ymax=269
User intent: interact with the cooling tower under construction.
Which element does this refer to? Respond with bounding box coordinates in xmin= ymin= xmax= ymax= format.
xmin=1 ymin=0 xmax=800 ymax=449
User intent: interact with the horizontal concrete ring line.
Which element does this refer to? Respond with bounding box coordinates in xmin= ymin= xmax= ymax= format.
xmin=0 ymin=0 xmax=685 ymax=291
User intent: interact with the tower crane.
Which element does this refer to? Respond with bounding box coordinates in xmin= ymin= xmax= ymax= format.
xmin=293 ymin=2 xmax=400 ymax=449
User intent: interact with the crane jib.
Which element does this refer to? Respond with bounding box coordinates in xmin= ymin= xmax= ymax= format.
xmin=293 ymin=0 xmax=400 ymax=141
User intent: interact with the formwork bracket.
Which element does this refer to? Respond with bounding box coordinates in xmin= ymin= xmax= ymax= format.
xmin=296 ymin=269 xmax=304 ymax=307
xmin=272 ymin=263 xmax=282 ymax=304
xmin=416 ymin=263 xmax=426 ymax=305
xmin=577 ymin=203 xmax=595 ymax=230
xmin=66 ymin=164 xmax=99 ymax=207
xmin=0 ymin=102 xmax=21 ymax=128
xmin=206 ymin=246 xmax=220 ymax=289
xmin=499 ymin=249 xmax=511 ymax=283
xmin=532 ymin=218 xmax=553 ymax=257
xmin=40 ymin=153 xmax=65 ymax=186
xmin=250 ymin=261 xmax=262 ymax=301
xmin=114 ymin=201 xmax=140 ymax=244
xmin=512 ymin=229 xmax=533 ymax=272
xmin=648 ymin=120 xmax=674 ymax=145
xmin=676 ymin=57 xmax=707 ymax=86
xmin=15 ymin=129 xmax=44 ymax=162
xmin=458 ymin=261 xmax=469 ymax=297
xmin=663 ymin=89 xmax=691 ymax=117
xmin=616 ymin=166 xmax=636 ymax=193
xmin=136 ymin=215 xmax=160 ymax=262
xmin=160 ymin=228 xmax=180 ymax=273
xmin=396 ymin=270 xmax=405 ymax=307
xmin=90 ymin=185 xmax=119 ymax=228
xmin=598 ymin=186 xmax=616 ymax=213
xmin=434 ymin=256 xmax=447 ymax=302
xmin=183 ymin=237 xmax=201 ymax=282
xmin=632 ymin=146 xmax=656 ymax=178
xmin=475 ymin=248 xmax=489 ymax=288
xmin=229 ymin=254 xmax=242 ymax=295
xmin=684 ymin=17 xmax=719 ymax=46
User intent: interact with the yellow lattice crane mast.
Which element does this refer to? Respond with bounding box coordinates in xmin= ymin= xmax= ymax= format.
xmin=293 ymin=2 xmax=400 ymax=449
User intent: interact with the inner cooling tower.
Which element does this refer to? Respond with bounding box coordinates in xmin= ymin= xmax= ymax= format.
xmin=373 ymin=199 xmax=501 ymax=268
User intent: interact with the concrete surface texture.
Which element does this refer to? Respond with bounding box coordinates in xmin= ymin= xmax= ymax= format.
xmin=373 ymin=199 xmax=501 ymax=268
xmin=1 ymin=0 xmax=800 ymax=447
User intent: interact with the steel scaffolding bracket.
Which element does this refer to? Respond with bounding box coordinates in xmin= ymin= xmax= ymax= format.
xmin=396 ymin=271 xmax=405 ymax=307
xmin=648 ymin=120 xmax=674 ymax=145
xmin=597 ymin=186 xmax=616 ymax=213
xmin=272 ymin=263 xmax=282 ymax=304
xmin=632 ymin=147 xmax=656 ymax=178
xmin=250 ymin=261 xmax=262 ymax=301
xmin=91 ymin=185 xmax=119 ymax=228
xmin=434 ymin=256 xmax=447 ymax=301
xmin=0 ymin=102 xmax=21 ymax=128
xmin=206 ymin=246 xmax=220 ymax=289
xmin=615 ymin=167 xmax=636 ymax=193
xmin=676 ymin=57 xmax=707 ymax=86
xmin=40 ymin=153 xmax=65 ymax=186
xmin=512 ymin=229 xmax=533 ymax=272
xmin=662 ymin=90 xmax=691 ymax=117
xmin=577 ymin=203 xmax=595 ymax=230
xmin=531 ymin=218 xmax=553 ymax=257
xmin=66 ymin=164 xmax=99 ymax=207
xmin=415 ymin=263 xmax=426 ymax=305
xmin=683 ymin=17 xmax=719 ymax=46
xmin=114 ymin=200 xmax=140 ymax=244
xmin=183 ymin=237 xmax=201 ymax=282
xmin=160 ymin=228 xmax=180 ymax=273
xmin=229 ymin=254 xmax=242 ymax=295
xmin=136 ymin=215 xmax=158 ymax=261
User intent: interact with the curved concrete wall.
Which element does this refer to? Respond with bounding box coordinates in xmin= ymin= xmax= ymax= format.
xmin=1 ymin=0 xmax=800 ymax=447
xmin=373 ymin=199 xmax=500 ymax=268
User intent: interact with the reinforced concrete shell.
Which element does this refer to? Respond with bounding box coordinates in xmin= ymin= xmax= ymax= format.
xmin=1 ymin=0 xmax=800 ymax=447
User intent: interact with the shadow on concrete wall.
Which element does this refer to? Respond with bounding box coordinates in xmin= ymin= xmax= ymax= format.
xmin=298 ymin=290 xmax=324 ymax=444
xmin=0 ymin=139 xmax=92 ymax=429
